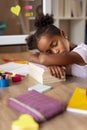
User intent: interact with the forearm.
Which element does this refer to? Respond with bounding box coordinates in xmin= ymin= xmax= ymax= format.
xmin=29 ymin=53 xmax=41 ymax=64
xmin=28 ymin=52 xmax=51 ymax=65
xmin=29 ymin=53 xmax=69 ymax=66
xmin=38 ymin=53 xmax=69 ymax=66
xmin=28 ymin=53 xmax=57 ymax=65
xmin=29 ymin=52 xmax=82 ymax=66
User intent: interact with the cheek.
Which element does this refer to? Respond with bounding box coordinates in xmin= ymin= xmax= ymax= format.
xmin=65 ymin=42 xmax=70 ymax=51
xmin=61 ymin=41 xmax=69 ymax=51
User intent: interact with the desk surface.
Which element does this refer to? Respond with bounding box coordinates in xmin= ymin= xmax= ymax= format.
xmin=0 ymin=51 xmax=87 ymax=130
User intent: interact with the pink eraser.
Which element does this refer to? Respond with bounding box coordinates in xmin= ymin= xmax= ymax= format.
xmin=12 ymin=75 xmax=22 ymax=82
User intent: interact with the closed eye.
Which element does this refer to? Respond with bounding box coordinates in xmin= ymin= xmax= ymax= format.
xmin=46 ymin=41 xmax=58 ymax=54
xmin=50 ymin=41 xmax=57 ymax=48
xmin=46 ymin=50 xmax=52 ymax=54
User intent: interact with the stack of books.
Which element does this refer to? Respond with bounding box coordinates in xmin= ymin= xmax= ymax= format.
xmin=28 ymin=62 xmax=66 ymax=84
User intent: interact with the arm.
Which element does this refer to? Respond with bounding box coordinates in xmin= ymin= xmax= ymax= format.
xmin=29 ymin=53 xmax=66 ymax=79
xmin=29 ymin=51 xmax=84 ymax=66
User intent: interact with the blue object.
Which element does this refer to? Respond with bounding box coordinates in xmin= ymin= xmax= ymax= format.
xmin=0 ymin=79 xmax=9 ymax=88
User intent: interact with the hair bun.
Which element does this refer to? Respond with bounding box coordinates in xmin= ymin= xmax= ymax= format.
xmin=26 ymin=34 xmax=37 ymax=49
xmin=35 ymin=14 xmax=54 ymax=28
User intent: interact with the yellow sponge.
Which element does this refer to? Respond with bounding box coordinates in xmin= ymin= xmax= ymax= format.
xmin=12 ymin=114 xmax=39 ymax=130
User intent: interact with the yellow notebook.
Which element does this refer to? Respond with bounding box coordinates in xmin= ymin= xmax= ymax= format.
xmin=67 ymin=87 xmax=87 ymax=114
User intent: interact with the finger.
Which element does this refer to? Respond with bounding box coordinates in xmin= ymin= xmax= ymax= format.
xmin=54 ymin=66 xmax=65 ymax=78
xmin=61 ymin=66 xmax=66 ymax=70
xmin=53 ymin=66 xmax=61 ymax=78
xmin=61 ymin=66 xmax=66 ymax=77
xmin=48 ymin=66 xmax=54 ymax=76
xmin=49 ymin=66 xmax=60 ymax=78
xmin=49 ymin=66 xmax=58 ymax=78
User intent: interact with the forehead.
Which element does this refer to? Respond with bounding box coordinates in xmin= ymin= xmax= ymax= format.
xmin=37 ymin=34 xmax=55 ymax=52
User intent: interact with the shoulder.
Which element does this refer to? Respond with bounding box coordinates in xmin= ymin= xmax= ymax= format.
xmin=72 ymin=43 xmax=87 ymax=54
xmin=71 ymin=43 xmax=87 ymax=64
xmin=70 ymin=42 xmax=77 ymax=51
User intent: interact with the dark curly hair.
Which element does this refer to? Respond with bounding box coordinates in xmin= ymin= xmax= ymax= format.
xmin=26 ymin=14 xmax=61 ymax=50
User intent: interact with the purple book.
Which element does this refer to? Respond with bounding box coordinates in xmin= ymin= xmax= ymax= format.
xmin=8 ymin=90 xmax=65 ymax=123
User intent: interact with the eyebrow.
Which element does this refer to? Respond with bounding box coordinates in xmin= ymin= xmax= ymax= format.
xmin=50 ymin=39 xmax=57 ymax=48
xmin=44 ymin=39 xmax=54 ymax=53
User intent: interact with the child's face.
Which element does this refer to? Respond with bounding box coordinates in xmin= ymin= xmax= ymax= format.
xmin=37 ymin=34 xmax=70 ymax=54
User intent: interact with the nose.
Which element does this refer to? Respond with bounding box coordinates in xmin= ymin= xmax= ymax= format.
xmin=51 ymin=48 xmax=59 ymax=54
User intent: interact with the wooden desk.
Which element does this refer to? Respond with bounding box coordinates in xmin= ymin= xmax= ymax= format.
xmin=0 ymin=52 xmax=87 ymax=130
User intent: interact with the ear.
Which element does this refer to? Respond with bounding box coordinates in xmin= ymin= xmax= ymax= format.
xmin=60 ymin=30 xmax=68 ymax=39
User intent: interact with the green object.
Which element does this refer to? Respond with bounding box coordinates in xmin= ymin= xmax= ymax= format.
xmin=0 ymin=21 xmax=8 ymax=35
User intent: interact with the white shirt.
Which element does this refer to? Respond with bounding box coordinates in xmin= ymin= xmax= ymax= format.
xmin=66 ymin=43 xmax=87 ymax=78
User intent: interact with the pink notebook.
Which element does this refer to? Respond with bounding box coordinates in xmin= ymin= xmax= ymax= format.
xmin=8 ymin=90 xmax=65 ymax=122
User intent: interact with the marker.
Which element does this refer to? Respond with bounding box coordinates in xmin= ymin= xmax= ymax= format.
xmin=5 ymin=74 xmax=9 ymax=79
xmin=0 ymin=76 xmax=2 ymax=80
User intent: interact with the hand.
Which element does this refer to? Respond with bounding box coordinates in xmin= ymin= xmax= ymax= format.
xmin=48 ymin=65 xmax=66 ymax=79
xmin=28 ymin=52 xmax=49 ymax=64
xmin=28 ymin=53 xmax=40 ymax=63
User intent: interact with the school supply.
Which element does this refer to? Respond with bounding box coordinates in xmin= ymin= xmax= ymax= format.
xmin=12 ymin=114 xmax=39 ymax=130
xmin=0 ymin=79 xmax=9 ymax=87
xmin=12 ymin=75 xmax=22 ymax=82
xmin=3 ymin=58 xmax=28 ymax=64
xmin=8 ymin=90 xmax=65 ymax=123
xmin=28 ymin=84 xmax=52 ymax=93
xmin=67 ymin=87 xmax=87 ymax=114
xmin=0 ymin=62 xmax=29 ymax=76
xmin=0 ymin=73 xmax=9 ymax=87
xmin=28 ymin=62 xmax=66 ymax=84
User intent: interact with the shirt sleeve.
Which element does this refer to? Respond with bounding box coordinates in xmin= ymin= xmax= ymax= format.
xmin=72 ymin=43 xmax=87 ymax=63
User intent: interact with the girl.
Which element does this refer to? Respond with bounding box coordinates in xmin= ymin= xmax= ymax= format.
xmin=26 ymin=14 xmax=87 ymax=79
